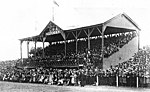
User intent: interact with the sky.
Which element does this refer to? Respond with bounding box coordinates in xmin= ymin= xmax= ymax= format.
xmin=0 ymin=0 xmax=150 ymax=61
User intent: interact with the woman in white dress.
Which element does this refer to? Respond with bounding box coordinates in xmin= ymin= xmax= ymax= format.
xmin=71 ymin=72 xmax=77 ymax=85
xmin=48 ymin=72 xmax=53 ymax=85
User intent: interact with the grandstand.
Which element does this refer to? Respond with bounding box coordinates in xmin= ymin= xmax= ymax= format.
xmin=19 ymin=13 xmax=140 ymax=69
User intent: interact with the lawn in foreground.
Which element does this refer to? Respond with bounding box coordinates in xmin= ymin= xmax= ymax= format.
xmin=0 ymin=81 xmax=150 ymax=92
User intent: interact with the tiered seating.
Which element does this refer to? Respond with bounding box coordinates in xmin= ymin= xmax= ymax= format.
xmin=1 ymin=46 xmax=150 ymax=87
xmin=22 ymin=31 xmax=137 ymax=68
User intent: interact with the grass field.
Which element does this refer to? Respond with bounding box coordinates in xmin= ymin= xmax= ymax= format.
xmin=0 ymin=81 xmax=150 ymax=92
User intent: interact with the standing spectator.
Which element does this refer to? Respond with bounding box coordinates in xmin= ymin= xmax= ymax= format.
xmin=48 ymin=72 xmax=54 ymax=85
xmin=79 ymin=70 xmax=86 ymax=87
xmin=70 ymin=71 xmax=77 ymax=86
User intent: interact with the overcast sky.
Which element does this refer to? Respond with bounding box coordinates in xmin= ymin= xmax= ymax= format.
xmin=0 ymin=0 xmax=149 ymax=61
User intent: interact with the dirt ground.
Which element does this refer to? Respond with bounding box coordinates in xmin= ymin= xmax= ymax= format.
xmin=0 ymin=81 xmax=150 ymax=92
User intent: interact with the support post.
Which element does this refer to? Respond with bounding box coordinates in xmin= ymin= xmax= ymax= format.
xmin=96 ymin=75 xmax=99 ymax=86
xmin=61 ymin=31 xmax=67 ymax=58
xmin=116 ymin=75 xmax=119 ymax=87
xmin=42 ymin=37 xmax=46 ymax=57
xmin=101 ymin=25 xmax=105 ymax=69
xmin=75 ymin=39 xmax=78 ymax=55
xmin=34 ymin=41 xmax=37 ymax=58
xmin=97 ymin=26 xmax=104 ymax=69
xmin=84 ymin=30 xmax=89 ymax=50
xmin=65 ymin=40 xmax=67 ymax=57
xmin=75 ymin=31 xmax=78 ymax=55
xmin=88 ymin=35 xmax=90 ymax=50
xmin=138 ymin=30 xmax=140 ymax=51
xmin=42 ymin=42 xmax=45 ymax=57
xmin=87 ymin=29 xmax=94 ymax=50
xmin=136 ymin=76 xmax=139 ymax=88
xmin=84 ymin=29 xmax=93 ymax=50
xmin=71 ymin=31 xmax=78 ymax=55
xmin=20 ymin=40 xmax=23 ymax=62
xmin=27 ymin=41 xmax=29 ymax=58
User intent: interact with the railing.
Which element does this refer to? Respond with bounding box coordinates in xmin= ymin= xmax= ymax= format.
xmin=96 ymin=75 xmax=150 ymax=88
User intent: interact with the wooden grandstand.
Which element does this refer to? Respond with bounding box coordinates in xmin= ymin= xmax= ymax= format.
xmin=19 ymin=13 xmax=140 ymax=69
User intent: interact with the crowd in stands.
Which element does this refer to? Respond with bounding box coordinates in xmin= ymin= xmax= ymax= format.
xmin=16 ymin=31 xmax=137 ymax=73
xmin=1 ymin=67 xmax=97 ymax=87
xmin=29 ymin=31 xmax=136 ymax=62
xmin=0 ymin=47 xmax=150 ymax=87
xmin=1 ymin=46 xmax=150 ymax=87
xmin=1 ymin=31 xmax=148 ymax=88
xmin=103 ymin=32 xmax=136 ymax=57
xmin=0 ymin=60 xmax=19 ymax=80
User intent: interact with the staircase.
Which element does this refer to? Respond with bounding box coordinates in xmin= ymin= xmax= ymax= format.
xmin=103 ymin=36 xmax=138 ymax=69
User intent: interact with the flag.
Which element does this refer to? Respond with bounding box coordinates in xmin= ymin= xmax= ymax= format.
xmin=53 ymin=0 xmax=59 ymax=7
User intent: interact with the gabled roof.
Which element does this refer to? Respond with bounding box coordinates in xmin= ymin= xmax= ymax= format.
xmin=104 ymin=13 xmax=141 ymax=31
xmin=19 ymin=35 xmax=42 ymax=42
xmin=20 ymin=13 xmax=141 ymax=42
xmin=39 ymin=21 xmax=63 ymax=37
xmin=19 ymin=21 xmax=64 ymax=42
xmin=64 ymin=13 xmax=140 ymax=34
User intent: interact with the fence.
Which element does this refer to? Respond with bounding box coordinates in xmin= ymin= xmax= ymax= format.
xmin=96 ymin=75 xmax=150 ymax=88
xmin=83 ymin=74 xmax=150 ymax=88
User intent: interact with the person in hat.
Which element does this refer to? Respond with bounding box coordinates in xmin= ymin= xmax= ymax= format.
xmin=79 ymin=70 xmax=86 ymax=87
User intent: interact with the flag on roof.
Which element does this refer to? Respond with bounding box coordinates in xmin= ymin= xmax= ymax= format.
xmin=53 ymin=0 xmax=59 ymax=7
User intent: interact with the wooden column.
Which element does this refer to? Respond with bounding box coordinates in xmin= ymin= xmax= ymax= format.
xmin=84 ymin=30 xmax=89 ymax=50
xmin=27 ymin=41 xmax=29 ymax=58
xmin=101 ymin=24 xmax=106 ymax=69
xmin=116 ymin=75 xmax=119 ymax=87
xmin=75 ymin=39 xmax=78 ymax=54
xmin=64 ymin=40 xmax=67 ymax=57
xmin=136 ymin=76 xmax=139 ymax=88
xmin=42 ymin=42 xmax=45 ymax=57
xmin=20 ymin=40 xmax=23 ymax=61
xmin=88 ymin=35 xmax=90 ymax=50
xmin=97 ymin=26 xmax=103 ymax=69
xmin=101 ymin=32 xmax=104 ymax=69
xmin=75 ymin=31 xmax=78 ymax=55
xmin=87 ymin=29 xmax=90 ymax=50
xmin=34 ymin=41 xmax=37 ymax=57
xmin=72 ymin=31 xmax=80 ymax=55
xmin=84 ymin=29 xmax=94 ymax=50
xmin=87 ymin=29 xmax=93 ymax=50
xmin=138 ymin=30 xmax=140 ymax=51
xmin=61 ymin=32 xmax=67 ymax=58
xmin=96 ymin=75 xmax=99 ymax=86
xmin=42 ymin=37 xmax=46 ymax=57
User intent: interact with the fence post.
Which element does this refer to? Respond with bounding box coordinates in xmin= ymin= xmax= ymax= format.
xmin=116 ymin=75 xmax=118 ymax=87
xmin=96 ymin=75 xmax=99 ymax=86
xmin=136 ymin=76 xmax=139 ymax=88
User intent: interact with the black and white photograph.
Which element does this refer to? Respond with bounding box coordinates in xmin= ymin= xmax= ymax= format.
xmin=0 ymin=0 xmax=150 ymax=92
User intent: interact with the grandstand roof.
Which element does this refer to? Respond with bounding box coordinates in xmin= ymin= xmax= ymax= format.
xmin=19 ymin=13 xmax=140 ymax=42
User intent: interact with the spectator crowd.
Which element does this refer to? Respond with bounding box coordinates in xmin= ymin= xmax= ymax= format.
xmin=25 ymin=31 xmax=136 ymax=68
xmin=1 ymin=31 xmax=149 ymax=88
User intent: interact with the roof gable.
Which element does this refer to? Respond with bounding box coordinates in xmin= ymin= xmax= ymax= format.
xmin=40 ymin=21 xmax=63 ymax=37
xmin=104 ymin=13 xmax=140 ymax=31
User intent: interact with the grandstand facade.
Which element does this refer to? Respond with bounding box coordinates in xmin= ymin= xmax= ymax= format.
xmin=19 ymin=13 xmax=140 ymax=69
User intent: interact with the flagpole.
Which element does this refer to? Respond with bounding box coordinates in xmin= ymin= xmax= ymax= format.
xmin=52 ymin=0 xmax=59 ymax=22
xmin=52 ymin=6 xmax=54 ymax=22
